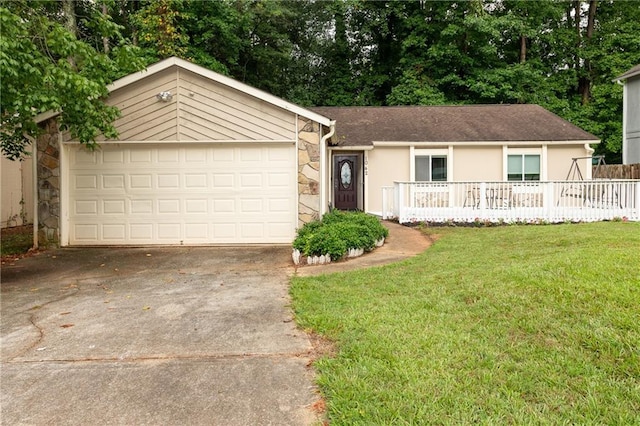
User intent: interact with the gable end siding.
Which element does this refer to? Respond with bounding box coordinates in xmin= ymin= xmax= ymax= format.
xmin=177 ymin=69 xmax=296 ymax=142
xmin=62 ymin=65 xmax=297 ymax=144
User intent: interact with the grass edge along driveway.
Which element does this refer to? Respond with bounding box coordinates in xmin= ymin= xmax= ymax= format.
xmin=291 ymin=222 xmax=640 ymax=425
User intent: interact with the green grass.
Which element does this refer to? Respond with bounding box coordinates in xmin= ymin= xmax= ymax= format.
xmin=291 ymin=222 xmax=640 ymax=425
xmin=1 ymin=225 xmax=33 ymax=256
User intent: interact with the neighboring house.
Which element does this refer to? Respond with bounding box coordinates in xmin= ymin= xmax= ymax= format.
xmin=615 ymin=64 xmax=640 ymax=165
xmin=312 ymin=105 xmax=599 ymax=216
xmin=35 ymin=57 xmax=334 ymax=246
xmin=1 ymin=156 xmax=33 ymax=228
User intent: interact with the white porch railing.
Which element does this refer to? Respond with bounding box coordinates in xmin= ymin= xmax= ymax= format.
xmin=382 ymin=180 xmax=640 ymax=224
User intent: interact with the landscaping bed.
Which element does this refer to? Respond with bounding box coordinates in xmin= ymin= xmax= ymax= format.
xmin=292 ymin=210 xmax=389 ymax=266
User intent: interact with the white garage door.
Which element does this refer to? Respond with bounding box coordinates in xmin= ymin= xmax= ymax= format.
xmin=67 ymin=143 xmax=297 ymax=245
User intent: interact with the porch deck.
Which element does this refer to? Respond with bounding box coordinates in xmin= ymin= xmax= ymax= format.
xmin=382 ymin=180 xmax=640 ymax=224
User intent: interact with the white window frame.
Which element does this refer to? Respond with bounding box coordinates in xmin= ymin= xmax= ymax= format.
xmin=503 ymin=147 xmax=546 ymax=181
xmin=410 ymin=147 xmax=453 ymax=182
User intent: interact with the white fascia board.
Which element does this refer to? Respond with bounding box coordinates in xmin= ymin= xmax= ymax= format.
xmin=329 ymin=145 xmax=374 ymax=151
xmin=34 ymin=110 xmax=61 ymax=124
xmin=372 ymin=140 xmax=600 ymax=147
xmin=107 ymin=57 xmax=332 ymax=127
xmin=60 ymin=139 xmax=296 ymax=145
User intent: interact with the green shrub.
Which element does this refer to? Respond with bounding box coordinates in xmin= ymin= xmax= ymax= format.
xmin=293 ymin=210 xmax=389 ymax=259
xmin=305 ymin=225 xmax=348 ymax=259
xmin=329 ymin=222 xmax=377 ymax=251
xmin=292 ymin=220 xmax=322 ymax=253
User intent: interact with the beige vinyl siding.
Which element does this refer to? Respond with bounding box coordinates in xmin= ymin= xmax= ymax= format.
xmin=62 ymin=68 xmax=178 ymax=143
xmin=366 ymin=147 xmax=410 ymax=214
xmin=177 ymin=69 xmax=296 ymax=142
xmin=63 ymin=65 xmax=296 ymax=144
xmin=453 ymin=146 xmax=502 ymax=181
xmin=547 ymin=145 xmax=590 ymax=180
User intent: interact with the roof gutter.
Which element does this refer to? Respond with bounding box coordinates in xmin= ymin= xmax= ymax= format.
xmin=373 ymin=140 xmax=601 ymax=147
xmin=320 ymin=120 xmax=336 ymax=216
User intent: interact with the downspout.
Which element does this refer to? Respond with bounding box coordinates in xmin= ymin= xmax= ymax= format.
xmin=584 ymin=143 xmax=595 ymax=180
xmin=616 ymin=78 xmax=627 ymax=164
xmin=320 ymin=120 xmax=336 ymax=215
xmin=31 ymin=138 xmax=38 ymax=249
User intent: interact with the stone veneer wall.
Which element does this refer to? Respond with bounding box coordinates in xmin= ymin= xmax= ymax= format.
xmin=36 ymin=118 xmax=61 ymax=246
xmin=297 ymin=117 xmax=322 ymax=227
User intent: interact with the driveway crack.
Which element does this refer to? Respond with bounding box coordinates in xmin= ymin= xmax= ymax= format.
xmin=9 ymin=284 xmax=81 ymax=361
xmin=5 ymin=350 xmax=314 ymax=364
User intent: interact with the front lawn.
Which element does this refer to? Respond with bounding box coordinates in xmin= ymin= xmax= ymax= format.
xmin=291 ymin=222 xmax=640 ymax=425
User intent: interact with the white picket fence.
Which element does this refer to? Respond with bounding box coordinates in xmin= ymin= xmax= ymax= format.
xmin=382 ymin=180 xmax=640 ymax=224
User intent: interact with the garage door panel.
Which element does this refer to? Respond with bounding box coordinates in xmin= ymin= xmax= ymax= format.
xmin=240 ymin=148 xmax=262 ymax=162
xmin=103 ymin=224 xmax=126 ymax=240
xmin=103 ymin=150 xmax=124 ymax=163
xmin=131 ymin=200 xmax=153 ymax=214
xmin=239 ymin=174 xmax=262 ymax=187
xmin=157 ymin=149 xmax=180 ymax=163
xmin=269 ymin=222 xmax=294 ymax=238
xmin=103 ymin=175 xmax=125 ymax=189
xmin=185 ymin=174 xmax=207 ymax=188
xmin=75 ymin=175 xmax=98 ymax=190
xmin=103 ymin=200 xmax=125 ymax=214
xmin=213 ymin=174 xmax=234 ymax=187
xmin=185 ymin=199 xmax=208 ymax=213
xmin=185 ymin=148 xmax=207 ymax=162
xmin=74 ymin=224 xmax=98 ymax=241
xmin=157 ymin=174 xmax=180 ymax=188
xmin=158 ymin=223 xmax=181 ymax=239
xmin=213 ymin=199 xmax=235 ymax=213
xmin=75 ymin=200 xmax=98 ymax=215
xmin=130 ymin=224 xmax=153 ymax=240
xmin=68 ymin=144 xmax=296 ymax=245
xmin=130 ymin=174 xmax=153 ymax=189
xmin=241 ymin=223 xmax=264 ymax=238
xmin=240 ymin=199 xmax=262 ymax=212
xmin=74 ymin=150 xmax=98 ymax=165
xmin=130 ymin=149 xmax=152 ymax=163
xmin=268 ymin=198 xmax=291 ymax=212
xmin=213 ymin=148 xmax=234 ymax=162
xmin=185 ymin=223 xmax=209 ymax=239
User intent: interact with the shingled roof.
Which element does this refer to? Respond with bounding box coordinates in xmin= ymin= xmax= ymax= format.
xmin=310 ymin=104 xmax=599 ymax=147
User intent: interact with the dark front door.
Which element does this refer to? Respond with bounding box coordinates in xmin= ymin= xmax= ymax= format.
xmin=334 ymin=155 xmax=358 ymax=210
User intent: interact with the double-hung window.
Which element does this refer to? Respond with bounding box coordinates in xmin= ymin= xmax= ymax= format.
xmin=507 ymin=154 xmax=540 ymax=181
xmin=415 ymin=155 xmax=447 ymax=181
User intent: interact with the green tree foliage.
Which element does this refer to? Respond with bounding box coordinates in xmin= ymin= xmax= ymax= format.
xmin=3 ymin=0 xmax=637 ymax=162
xmin=0 ymin=0 xmax=143 ymax=160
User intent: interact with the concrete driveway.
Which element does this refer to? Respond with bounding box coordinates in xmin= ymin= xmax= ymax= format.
xmin=1 ymin=246 xmax=318 ymax=425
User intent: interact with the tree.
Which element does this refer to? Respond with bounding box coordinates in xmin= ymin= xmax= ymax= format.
xmin=130 ymin=0 xmax=189 ymax=61
xmin=0 ymin=1 xmax=143 ymax=160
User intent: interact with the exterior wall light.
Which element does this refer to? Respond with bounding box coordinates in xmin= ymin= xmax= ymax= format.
xmin=156 ymin=91 xmax=173 ymax=102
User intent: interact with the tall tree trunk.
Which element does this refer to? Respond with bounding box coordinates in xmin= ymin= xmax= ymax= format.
xmin=102 ymin=3 xmax=110 ymax=54
xmin=579 ymin=0 xmax=597 ymax=105
xmin=62 ymin=0 xmax=77 ymax=68
xmin=519 ymin=35 xmax=527 ymax=64
xmin=574 ymin=0 xmax=581 ymax=72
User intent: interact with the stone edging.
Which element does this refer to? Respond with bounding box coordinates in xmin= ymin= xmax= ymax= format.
xmin=292 ymin=238 xmax=385 ymax=266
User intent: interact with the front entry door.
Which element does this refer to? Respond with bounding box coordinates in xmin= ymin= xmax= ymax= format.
xmin=334 ymin=155 xmax=358 ymax=210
